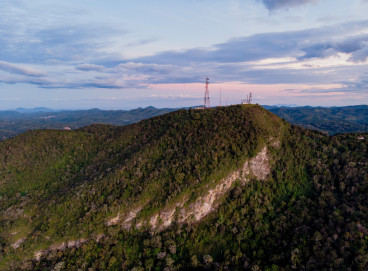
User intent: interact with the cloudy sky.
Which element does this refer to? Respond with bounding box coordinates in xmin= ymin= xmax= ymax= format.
xmin=1 ymin=0 xmax=368 ymax=109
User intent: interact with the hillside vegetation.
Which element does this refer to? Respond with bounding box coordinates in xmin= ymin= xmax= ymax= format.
xmin=0 ymin=105 xmax=368 ymax=270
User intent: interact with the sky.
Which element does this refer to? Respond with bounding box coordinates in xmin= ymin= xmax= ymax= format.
xmin=0 ymin=0 xmax=368 ymax=109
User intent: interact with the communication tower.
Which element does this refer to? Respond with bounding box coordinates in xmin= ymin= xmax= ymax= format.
xmin=204 ymin=77 xmax=210 ymax=108
xmin=241 ymin=92 xmax=252 ymax=104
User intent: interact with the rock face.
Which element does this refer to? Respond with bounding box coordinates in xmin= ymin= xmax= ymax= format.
xmin=11 ymin=238 xmax=26 ymax=249
xmin=106 ymin=213 xmax=120 ymax=226
xmin=35 ymin=144 xmax=273 ymax=261
xmin=248 ymin=146 xmax=270 ymax=181
xmin=122 ymin=207 xmax=143 ymax=229
xmin=34 ymin=239 xmax=86 ymax=261
xmin=120 ymin=146 xmax=271 ymax=231
xmin=151 ymin=146 xmax=270 ymax=230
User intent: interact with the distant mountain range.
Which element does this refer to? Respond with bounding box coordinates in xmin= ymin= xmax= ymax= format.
xmin=268 ymin=105 xmax=368 ymax=135
xmin=12 ymin=107 xmax=61 ymax=113
xmin=0 ymin=105 xmax=367 ymax=140
xmin=0 ymin=106 xmax=177 ymax=140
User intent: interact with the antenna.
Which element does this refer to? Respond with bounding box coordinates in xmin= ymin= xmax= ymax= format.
xmin=247 ymin=92 xmax=252 ymax=104
xmin=204 ymin=77 xmax=210 ymax=108
xmin=241 ymin=91 xmax=253 ymax=104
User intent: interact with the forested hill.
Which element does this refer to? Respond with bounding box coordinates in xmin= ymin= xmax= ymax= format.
xmin=1 ymin=104 xmax=368 ymax=141
xmin=1 ymin=105 xmax=368 ymax=270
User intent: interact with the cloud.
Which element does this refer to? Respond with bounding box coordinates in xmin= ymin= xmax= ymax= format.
xmin=0 ymin=61 xmax=46 ymax=77
xmin=260 ymin=0 xmax=319 ymax=11
xmin=299 ymin=34 xmax=368 ymax=62
xmin=0 ymin=22 xmax=125 ymax=64
xmin=0 ymin=18 xmax=367 ymax=96
xmin=135 ymin=20 xmax=368 ymax=65
xmin=125 ymin=38 xmax=158 ymax=47
xmin=340 ymin=72 xmax=368 ymax=90
xmin=149 ymin=93 xmax=200 ymax=101
xmin=0 ymin=75 xmax=53 ymax=86
xmin=349 ymin=43 xmax=368 ymax=62
xmin=75 ymin=64 xmax=106 ymax=72
xmin=4 ymin=76 xmax=133 ymax=89
xmin=0 ymin=0 xmax=126 ymax=65
xmin=0 ymin=65 xmax=151 ymax=89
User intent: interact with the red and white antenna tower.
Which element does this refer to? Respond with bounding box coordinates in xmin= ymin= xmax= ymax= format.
xmin=204 ymin=77 xmax=210 ymax=108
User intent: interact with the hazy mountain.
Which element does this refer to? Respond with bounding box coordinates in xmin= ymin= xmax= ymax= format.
xmin=12 ymin=107 xmax=59 ymax=113
xmin=262 ymin=104 xmax=300 ymax=109
xmin=0 ymin=106 xmax=178 ymax=140
xmin=268 ymin=105 xmax=368 ymax=134
xmin=1 ymin=105 xmax=368 ymax=270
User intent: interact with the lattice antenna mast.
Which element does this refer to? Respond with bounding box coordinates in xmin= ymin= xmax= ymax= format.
xmin=247 ymin=92 xmax=252 ymax=104
xmin=241 ymin=91 xmax=253 ymax=104
xmin=204 ymin=77 xmax=210 ymax=108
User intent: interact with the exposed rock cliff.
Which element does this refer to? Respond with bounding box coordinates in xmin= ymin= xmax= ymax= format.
xmin=111 ymin=145 xmax=272 ymax=231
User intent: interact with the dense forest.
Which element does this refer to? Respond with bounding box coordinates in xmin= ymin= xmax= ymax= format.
xmin=0 ymin=105 xmax=368 ymax=270
xmin=1 ymin=105 xmax=368 ymax=140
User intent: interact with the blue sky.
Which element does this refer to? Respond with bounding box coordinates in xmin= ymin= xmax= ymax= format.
xmin=0 ymin=0 xmax=368 ymax=109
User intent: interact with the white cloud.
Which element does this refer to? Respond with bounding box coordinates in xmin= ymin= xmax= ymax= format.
xmin=0 ymin=61 xmax=46 ymax=77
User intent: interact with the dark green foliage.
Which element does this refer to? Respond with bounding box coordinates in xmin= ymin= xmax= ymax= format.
xmin=1 ymin=105 xmax=368 ymax=270
xmin=0 ymin=105 xmax=283 ymax=269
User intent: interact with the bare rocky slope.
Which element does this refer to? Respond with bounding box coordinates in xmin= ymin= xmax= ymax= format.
xmin=31 ymin=144 xmax=276 ymax=265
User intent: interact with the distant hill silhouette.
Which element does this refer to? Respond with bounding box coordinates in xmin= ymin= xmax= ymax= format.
xmin=268 ymin=105 xmax=368 ymax=134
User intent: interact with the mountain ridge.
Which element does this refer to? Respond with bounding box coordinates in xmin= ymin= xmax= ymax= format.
xmin=1 ymin=105 xmax=287 ymax=269
xmin=1 ymin=105 xmax=368 ymax=270
xmin=1 ymin=105 xmax=368 ymax=141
